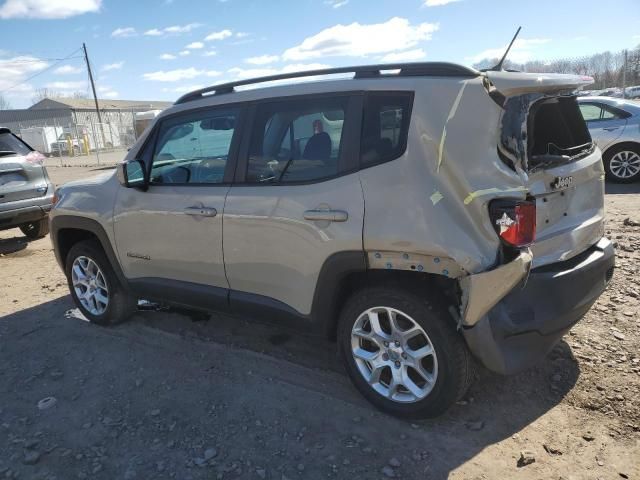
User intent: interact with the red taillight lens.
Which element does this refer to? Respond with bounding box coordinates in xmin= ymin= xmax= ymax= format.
xmin=25 ymin=151 xmax=45 ymax=165
xmin=489 ymin=200 xmax=536 ymax=247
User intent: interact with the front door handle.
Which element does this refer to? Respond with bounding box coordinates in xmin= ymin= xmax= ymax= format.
xmin=184 ymin=206 xmax=217 ymax=217
xmin=603 ymin=127 xmax=619 ymax=131
xmin=304 ymin=209 xmax=348 ymax=222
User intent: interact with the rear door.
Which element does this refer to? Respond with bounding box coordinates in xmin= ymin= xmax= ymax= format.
xmin=578 ymin=101 xmax=627 ymax=151
xmin=223 ymin=93 xmax=364 ymax=316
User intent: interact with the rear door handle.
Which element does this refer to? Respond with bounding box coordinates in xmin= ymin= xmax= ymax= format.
xmin=603 ymin=127 xmax=619 ymax=131
xmin=184 ymin=206 xmax=217 ymax=217
xmin=304 ymin=209 xmax=348 ymax=222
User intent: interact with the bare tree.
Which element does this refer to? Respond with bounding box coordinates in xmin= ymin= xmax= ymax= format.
xmin=0 ymin=94 xmax=10 ymax=110
xmin=472 ymin=45 xmax=640 ymax=90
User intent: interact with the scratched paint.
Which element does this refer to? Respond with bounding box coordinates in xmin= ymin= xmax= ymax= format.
xmin=437 ymin=81 xmax=468 ymax=172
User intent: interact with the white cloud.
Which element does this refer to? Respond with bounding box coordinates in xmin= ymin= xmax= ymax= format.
xmin=179 ymin=50 xmax=190 ymax=56
xmin=469 ymin=38 xmax=551 ymax=64
xmin=228 ymin=63 xmax=330 ymax=80
xmin=203 ymin=50 xmax=217 ymax=57
xmin=324 ymin=0 xmax=348 ymax=8
xmin=0 ymin=0 xmax=101 ymax=19
xmin=245 ymin=54 xmax=279 ymax=65
xmin=45 ymin=81 xmax=85 ymax=90
xmin=54 ymin=65 xmax=83 ymax=75
xmin=185 ymin=41 xmax=204 ymax=49
xmin=0 ymin=56 xmax=48 ymax=100
xmin=165 ymin=23 xmax=200 ymax=34
xmin=380 ymin=48 xmax=427 ymax=62
xmin=111 ymin=27 xmax=136 ymax=38
xmin=160 ymin=53 xmax=177 ymax=60
xmin=283 ymin=17 xmax=439 ymax=61
xmin=235 ymin=32 xmax=250 ymax=38
xmin=144 ymin=23 xmax=201 ymax=37
xmin=424 ymin=0 xmax=460 ymax=6
xmin=142 ymin=68 xmax=221 ymax=82
xmin=102 ymin=61 xmax=124 ymax=71
xmin=98 ymin=85 xmax=119 ymax=98
xmin=205 ymin=29 xmax=232 ymax=41
xmin=162 ymin=84 xmax=206 ymax=93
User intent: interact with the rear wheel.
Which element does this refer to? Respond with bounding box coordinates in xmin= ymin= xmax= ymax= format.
xmin=338 ymin=286 xmax=472 ymax=418
xmin=65 ymin=240 xmax=136 ymax=325
xmin=603 ymin=145 xmax=640 ymax=183
xmin=20 ymin=218 xmax=49 ymax=239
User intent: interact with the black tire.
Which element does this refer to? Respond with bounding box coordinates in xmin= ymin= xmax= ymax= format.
xmin=338 ymin=286 xmax=472 ymax=418
xmin=65 ymin=240 xmax=137 ymax=326
xmin=603 ymin=144 xmax=640 ymax=183
xmin=20 ymin=218 xmax=49 ymax=239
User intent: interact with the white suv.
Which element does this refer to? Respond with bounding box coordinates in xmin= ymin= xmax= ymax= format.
xmin=50 ymin=63 xmax=614 ymax=418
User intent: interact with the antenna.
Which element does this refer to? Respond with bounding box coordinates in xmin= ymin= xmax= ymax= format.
xmin=489 ymin=26 xmax=521 ymax=71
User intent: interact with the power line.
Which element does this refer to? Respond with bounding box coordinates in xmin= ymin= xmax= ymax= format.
xmin=0 ymin=47 xmax=84 ymax=95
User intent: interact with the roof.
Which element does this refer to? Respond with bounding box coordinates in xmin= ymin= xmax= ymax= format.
xmin=29 ymin=98 xmax=172 ymax=111
xmin=175 ymin=62 xmax=480 ymax=104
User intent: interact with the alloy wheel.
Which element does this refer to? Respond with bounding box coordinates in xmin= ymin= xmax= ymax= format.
xmin=71 ymin=256 xmax=109 ymax=315
xmin=350 ymin=306 xmax=438 ymax=403
xmin=610 ymin=150 xmax=640 ymax=179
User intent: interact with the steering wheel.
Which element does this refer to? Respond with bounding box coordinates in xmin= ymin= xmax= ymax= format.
xmin=164 ymin=165 xmax=191 ymax=183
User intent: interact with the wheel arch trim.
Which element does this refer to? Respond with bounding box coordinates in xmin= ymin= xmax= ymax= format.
xmin=50 ymin=215 xmax=129 ymax=288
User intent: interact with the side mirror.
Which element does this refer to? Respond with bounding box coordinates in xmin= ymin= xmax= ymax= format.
xmin=116 ymin=159 xmax=147 ymax=189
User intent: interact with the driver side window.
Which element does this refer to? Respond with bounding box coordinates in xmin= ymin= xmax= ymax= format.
xmin=150 ymin=108 xmax=239 ymax=184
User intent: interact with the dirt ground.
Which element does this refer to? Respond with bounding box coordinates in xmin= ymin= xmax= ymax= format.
xmin=0 ymin=166 xmax=638 ymax=480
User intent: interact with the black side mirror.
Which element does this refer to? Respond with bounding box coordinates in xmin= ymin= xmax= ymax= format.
xmin=116 ymin=159 xmax=147 ymax=189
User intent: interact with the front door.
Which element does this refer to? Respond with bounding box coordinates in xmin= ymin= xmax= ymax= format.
xmin=113 ymin=106 xmax=243 ymax=306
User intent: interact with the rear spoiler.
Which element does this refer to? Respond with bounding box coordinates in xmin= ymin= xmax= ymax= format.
xmin=484 ymin=71 xmax=594 ymax=97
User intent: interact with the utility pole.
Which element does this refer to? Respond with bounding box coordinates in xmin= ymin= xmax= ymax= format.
xmin=622 ymin=49 xmax=628 ymax=99
xmin=83 ymin=42 xmax=106 ymax=159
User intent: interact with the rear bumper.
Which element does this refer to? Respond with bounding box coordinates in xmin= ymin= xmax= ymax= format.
xmin=0 ymin=190 xmax=55 ymax=230
xmin=462 ymin=237 xmax=614 ymax=374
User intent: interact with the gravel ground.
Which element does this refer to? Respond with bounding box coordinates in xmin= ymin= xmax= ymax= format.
xmin=0 ymin=167 xmax=638 ymax=479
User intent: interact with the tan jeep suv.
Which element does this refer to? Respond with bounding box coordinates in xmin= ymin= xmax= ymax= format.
xmin=51 ymin=63 xmax=614 ymax=417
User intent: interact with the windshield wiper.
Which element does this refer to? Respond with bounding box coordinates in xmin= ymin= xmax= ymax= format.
xmin=0 ymin=150 xmax=18 ymax=157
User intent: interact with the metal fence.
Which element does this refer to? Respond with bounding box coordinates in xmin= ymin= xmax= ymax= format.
xmin=0 ymin=107 xmax=142 ymax=164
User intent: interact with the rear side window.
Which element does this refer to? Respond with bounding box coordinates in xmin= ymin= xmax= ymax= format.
xmin=360 ymin=93 xmax=412 ymax=167
xmin=0 ymin=132 xmax=32 ymax=157
xmin=246 ymin=97 xmax=347 ymax=183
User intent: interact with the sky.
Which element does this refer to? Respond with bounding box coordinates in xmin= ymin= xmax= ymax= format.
xmin=0 ymin=0 xmax=639 ymax=108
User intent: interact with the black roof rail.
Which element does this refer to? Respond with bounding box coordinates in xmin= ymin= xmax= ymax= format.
xmin=174 ymin=62 xmax=479 ymax=104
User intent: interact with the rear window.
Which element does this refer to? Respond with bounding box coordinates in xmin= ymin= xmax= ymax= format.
xmin=528 ymin=97 xmax=592 ymax=169
xmin=360 ymin=93 xmax=412 ymax=167
xmin=0 ymin=132 xmax=32 ymax=157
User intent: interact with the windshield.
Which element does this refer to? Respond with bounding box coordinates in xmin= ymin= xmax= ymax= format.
xmin=0 ymin=132 xmax=32 ymax=157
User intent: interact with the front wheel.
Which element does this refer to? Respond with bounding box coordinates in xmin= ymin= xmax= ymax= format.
xmin=65 ymin=240 xmax=137 ymax=325
xmin=338 ymin=287 xmax=472 ymax=418
xmin=604 ymin=145 xmax=640 ymax=183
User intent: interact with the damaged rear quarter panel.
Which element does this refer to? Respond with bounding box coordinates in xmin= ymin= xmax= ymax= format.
xmin=359 ymin=77 xmax=527 ymax=276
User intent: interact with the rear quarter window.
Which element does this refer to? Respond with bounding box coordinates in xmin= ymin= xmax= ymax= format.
xmin=0 ymin=132 xmax=32 ymax=157
xmin=360 ymin=92 xmax=413 ymax=168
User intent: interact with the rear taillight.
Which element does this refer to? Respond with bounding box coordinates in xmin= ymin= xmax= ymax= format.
xmin=25 ymin=151 xmax=45 ymax=165
xmin=489 ymin=200 xmax=536 ymax=247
